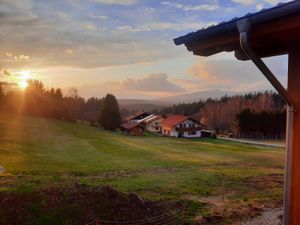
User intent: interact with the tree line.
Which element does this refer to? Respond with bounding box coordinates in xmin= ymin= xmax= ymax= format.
xmin=0 ymin=80 xmax=288 ymax=138
xmin=158 ymin=101 xmax=205 ymax=116
xmin=236 ymin=108 xmax=286 ymax=139
xmin=0 ymin=80 xmax=121 ymax=130
xmin=159 ymin=91 xmax=286 ymax=138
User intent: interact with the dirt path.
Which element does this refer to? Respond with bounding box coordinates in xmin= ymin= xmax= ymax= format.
xmin=218 ymin=137 xmax=285 ymax=149
xmin=242 ymin=208 xmax=283 ymax=225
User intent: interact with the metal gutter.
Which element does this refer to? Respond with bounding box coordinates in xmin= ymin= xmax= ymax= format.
xmin=236 ymin=18 xmax=295 ymax=225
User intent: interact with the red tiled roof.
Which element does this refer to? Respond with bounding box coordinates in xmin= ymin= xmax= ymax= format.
xmin=161 ymin=115 xmax=205 ymax=128
xmin=161 ymin=115 xmax=189 ymax=128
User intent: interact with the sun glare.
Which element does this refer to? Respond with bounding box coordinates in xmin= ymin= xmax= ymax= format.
xmin=17 ymin=70 xmax=31 ymax=90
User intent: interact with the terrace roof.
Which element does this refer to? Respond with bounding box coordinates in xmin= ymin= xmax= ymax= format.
xmin=174 ymin=0 xmax=300 ymax=60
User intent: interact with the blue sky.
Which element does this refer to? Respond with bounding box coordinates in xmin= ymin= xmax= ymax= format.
xmin=0 ymin=0 xmax=290 ymax=99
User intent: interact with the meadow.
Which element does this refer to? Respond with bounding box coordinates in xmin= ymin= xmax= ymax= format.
xmin=0 ymin=113 xmax=285 ymax=224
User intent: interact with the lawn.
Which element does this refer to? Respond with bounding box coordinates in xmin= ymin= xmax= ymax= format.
xmin=0 ymin=113 xmax=285 ymax=224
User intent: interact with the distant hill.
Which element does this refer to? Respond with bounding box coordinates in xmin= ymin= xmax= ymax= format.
xmin=118 ymin=99 xmax=163 ymax=112
xmin=153 ymin=89 xmax=240 ymax=104
xmin=118 ymin=90 xmax=240 ymax=112
xmin=118 ymin=99 xmax=164 ymax=106
xmin=120 ymin=103 xmax=164 ymax=112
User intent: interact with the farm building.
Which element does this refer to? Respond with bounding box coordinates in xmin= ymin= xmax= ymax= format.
xmin=161 ymin=115 xmax=205 ymax=138
xmin=142 ymin=115 xmax=166 ymax=134
xmin=121 ymin=121 xmax=144 ymax=136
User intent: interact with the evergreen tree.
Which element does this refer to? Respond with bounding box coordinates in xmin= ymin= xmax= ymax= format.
xmin=84 ymin=97 xmax=102 ymax=126
xmin=0 ymin=84 xmax=5 ymax=110
xmin=99 ymin=94 xmax=121 ymax=130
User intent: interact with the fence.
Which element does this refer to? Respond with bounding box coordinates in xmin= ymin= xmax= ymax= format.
xmin=85 ymin=204 xmax=186 ymax=225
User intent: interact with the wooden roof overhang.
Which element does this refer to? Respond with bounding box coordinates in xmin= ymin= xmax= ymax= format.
xmin=174 ymin=1 xmax=300 ymax=60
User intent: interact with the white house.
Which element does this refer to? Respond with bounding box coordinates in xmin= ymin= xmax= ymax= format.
xmin=161 ymin=115 xmax=205 ymax=138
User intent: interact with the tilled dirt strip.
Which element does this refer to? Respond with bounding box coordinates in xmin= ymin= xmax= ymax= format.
xmin=0 ymin=185 xmax=183 ymax=225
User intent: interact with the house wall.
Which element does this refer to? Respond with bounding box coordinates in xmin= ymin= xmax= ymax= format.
xmin=147 ymin=120 xmax=162 ymax=133
xmin=162 ymin=119 xmax=202 ymax=138
xmin=169 ymin=128 xmax=201 ymax=138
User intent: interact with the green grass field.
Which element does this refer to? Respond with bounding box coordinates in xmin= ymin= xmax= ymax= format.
xmin=0 ymin=113 xmax=285 ymax=223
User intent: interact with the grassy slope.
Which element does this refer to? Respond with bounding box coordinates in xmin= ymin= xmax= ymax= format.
xmin=0 ymin=113 xmax=285 ymax=219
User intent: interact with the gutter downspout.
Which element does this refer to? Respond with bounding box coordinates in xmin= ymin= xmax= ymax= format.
xmin=236 ymin=18 xmax=295 ymax=225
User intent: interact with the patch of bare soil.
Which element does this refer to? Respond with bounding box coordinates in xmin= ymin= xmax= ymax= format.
xmin=184 ymin=191 xmax=282 ymax=225
xmin=0 ymin=184 xmax=183 ymax=225
xmin=242 ymin=208 xmax=283 ymax=225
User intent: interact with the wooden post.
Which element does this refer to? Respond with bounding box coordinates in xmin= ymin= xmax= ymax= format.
xmin=288 ymin=48 xmax=300 ymax=225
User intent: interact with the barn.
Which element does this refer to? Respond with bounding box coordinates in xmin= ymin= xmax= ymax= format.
xmin=121 ymin=121 xmax=144 ymax=136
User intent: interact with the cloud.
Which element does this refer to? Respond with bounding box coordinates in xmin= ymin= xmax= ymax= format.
xmin=0 ymin=1 xmax=176 ymax=70
xmin=88 ymin=13 xmax=108 ymax=20
xmin=256 ymin=3 xmax=264 ymax=10
xmin=4 ymin=52 xmax=30 ymax=60
xmin=64 ymin=49 xmax=74 ymax=55
xmin=5 ymin=52 xmax=13 ymax=57
xmin=3 ymin=69 xmax=12 ymax=76
xmin=231 ymin=0 xmax=254 ymax=5
xmin=1 ymin=0 xmax=191 ymax=70
xmin=122 ymin=73 xmax=185 ymax=92
xmin=187 ymin=59 xmax=244 ymax=84
xmin=186 ymin=55 xmax=287 ymax=91
xmin=14 ymin=54 xmax=30 ymax=60
xmin=94 ymin=0 xmax=137 ymax=5
xmin=144 ymin=21 xmax=216 ymax=31
xmin=84 ymin=22 xmax=97 ymax=30
xmin=232 ymin=0 xmax=290 ymax=6
xmin=264 ymin=0 xmax=290 ymax=4
xmin=171 ymin=78 xmax=208 ymax=92
xmin=75 ymin=73 xmax=185 ymax=98
xmin=116 ymin=21 xmax=215 ymax=32
xmin=161 ymin=1 xmax=219 ymax=11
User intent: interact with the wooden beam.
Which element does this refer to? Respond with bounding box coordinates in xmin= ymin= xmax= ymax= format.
xmin=288 ymin=46 xmax=300 ymax=225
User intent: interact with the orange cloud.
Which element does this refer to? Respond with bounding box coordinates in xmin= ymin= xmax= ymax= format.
xmin=187 ymin=59 xmax=231 ymax=84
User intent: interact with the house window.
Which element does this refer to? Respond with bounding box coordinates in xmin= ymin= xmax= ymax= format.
xmin=188 ymin=131 xmax=196 ymax=135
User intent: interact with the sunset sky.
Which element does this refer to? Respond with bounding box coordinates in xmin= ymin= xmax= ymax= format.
xmin=0 ymin=0 xmax=290 ymax=99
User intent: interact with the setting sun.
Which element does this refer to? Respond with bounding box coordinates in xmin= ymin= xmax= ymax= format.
xmin=19 ymin=80 xmax=29 ymax=90
xmin=17 ymin=70 xmax=31 ymax=90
